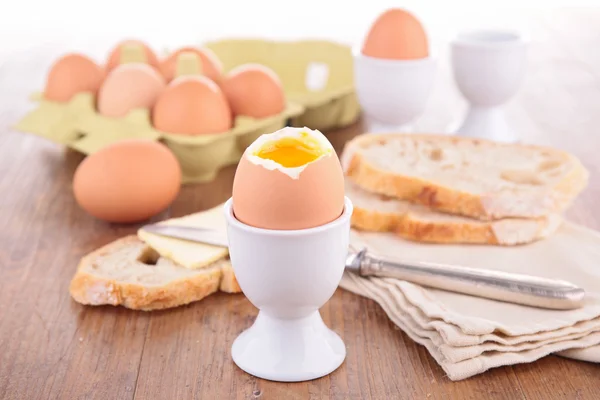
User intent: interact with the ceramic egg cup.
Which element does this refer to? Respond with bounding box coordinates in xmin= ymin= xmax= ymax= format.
xmin=14 ymin=91 xmax=303 ymax=183
xmin=224 ymin=197 xmax=353 ymax=382
xmin=451 ymin=29 xmax=528 ymax=143
xmin=353 ymin=48 xmax=436 ymax=133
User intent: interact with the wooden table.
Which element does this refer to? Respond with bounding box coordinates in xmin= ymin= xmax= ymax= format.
xmin=2 ymin=8 xmax=600 ymax=400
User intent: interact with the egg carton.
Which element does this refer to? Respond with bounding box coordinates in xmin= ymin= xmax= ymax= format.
xmin=15 ymin=92 xmax=304 ymax=183
xmin=204 ymin=39 xmax=361 ymax=132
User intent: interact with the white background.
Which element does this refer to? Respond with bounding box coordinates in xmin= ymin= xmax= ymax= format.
xmin=1 ymin=0 xmax=598 ymax=60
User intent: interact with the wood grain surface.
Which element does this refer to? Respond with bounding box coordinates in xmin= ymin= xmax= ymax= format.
xmin=2 ymin=8 xmax=600 ymax=400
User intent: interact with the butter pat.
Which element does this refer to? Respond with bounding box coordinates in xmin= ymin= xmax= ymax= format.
xmin=137 ymin=205 xmax=228 ymax=269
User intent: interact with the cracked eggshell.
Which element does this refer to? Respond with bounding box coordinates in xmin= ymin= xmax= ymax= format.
xmin=232 ymin=127 xmax=345 ymax=230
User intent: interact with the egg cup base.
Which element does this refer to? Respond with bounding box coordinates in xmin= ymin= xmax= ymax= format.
xmin=231 ymin=311 xmax=345 ymax=382
xmin=224 ymin=197 xmax=353 ymax=382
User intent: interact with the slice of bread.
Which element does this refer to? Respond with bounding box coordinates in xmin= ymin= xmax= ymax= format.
xmin=69 ymin=236 xmax=241 ymax=311
xmin=343 ymin=134 xmax=589 ymax=220
xmin=347 ymin=178 xmax=562 ymax=245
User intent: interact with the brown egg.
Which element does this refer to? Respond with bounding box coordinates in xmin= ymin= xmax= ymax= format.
xmin=97 ymin=63 xmax=166 ymax=117
xmin=106 ymin=40 xmax=159 ymax=71
xmin=153 ymin=76 xmax=232 ymax=135
xmin=221 ymin=64 xmax=286 ymax=119
xmin=362 ymin=8 xmax=429 ymax=60
xmin=73 ymin=139 xmax=181 ymax=223
xmin=160 ymin=47 xmax=223 ymax=83
xmin=44 ymin=53 xmax=105 ymax=102
xmin=232 ymin=127 xmax=345 ymax=230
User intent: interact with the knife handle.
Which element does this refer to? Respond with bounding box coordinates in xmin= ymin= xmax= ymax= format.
xmin=346 ymin=249 xmax=585 ymax=310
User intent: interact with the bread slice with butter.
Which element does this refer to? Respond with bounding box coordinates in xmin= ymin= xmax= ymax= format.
xmin=347 ymin=178 xmax=562 ymax=245
xmin=137 ymin=206 xmax=229 ymax=269
xmin=343 ymin=133 xmax=589 ymax=221
xmin=69 ymin=236 xmax=240 ymax=311
xmin=69 ymin=205 xmax=241 ymax=311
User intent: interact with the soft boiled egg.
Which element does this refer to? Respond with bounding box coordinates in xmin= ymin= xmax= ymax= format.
xmin=362 ymin=8 xmax=429 ymax=60
xmin=232 ymin=127 xmax=345 ymax=230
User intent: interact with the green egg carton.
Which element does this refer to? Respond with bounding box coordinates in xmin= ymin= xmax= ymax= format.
xmin=14 ymin=92 xmax=304 ymax=184
xmin=204 ymin=39 xmax=361 ymax=131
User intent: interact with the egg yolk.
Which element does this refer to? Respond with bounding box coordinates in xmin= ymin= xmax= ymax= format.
xmin=255 ymin=133 xmax=328 ymax=168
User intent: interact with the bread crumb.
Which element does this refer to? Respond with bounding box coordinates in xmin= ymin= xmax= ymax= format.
xmin=430 ymin=148 xmax=443 ymax=161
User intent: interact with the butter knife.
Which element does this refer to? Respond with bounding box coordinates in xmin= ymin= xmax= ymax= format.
xmin=141 ymin=224 xmax=585 ymax=310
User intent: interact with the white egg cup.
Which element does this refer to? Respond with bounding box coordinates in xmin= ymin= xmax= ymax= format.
xmin=224 ymin=197 xmax=353 ymax=382
xmin=353 ymin=47 xmax=437 ymax=133
xmin=451 ymin=29 xmax=529 ymax=143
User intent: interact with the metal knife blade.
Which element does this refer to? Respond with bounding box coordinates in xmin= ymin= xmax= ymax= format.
xmin=140 ymin=224 xmax=585 ymax=310
xmin=141 ymin=224 xmax=229 ymax=248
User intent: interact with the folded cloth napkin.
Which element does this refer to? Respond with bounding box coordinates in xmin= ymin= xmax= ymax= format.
xmin=339 ymin=221 xmax=600 ymax=381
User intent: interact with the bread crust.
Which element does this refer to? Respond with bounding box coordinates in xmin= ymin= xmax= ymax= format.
xmin=69 ymin=236 xmax=241 ymax=311
xmin=343 ymin=133 xmax=589 ymax=220
xmin=351 ymin=204 xmax=562 ymax=245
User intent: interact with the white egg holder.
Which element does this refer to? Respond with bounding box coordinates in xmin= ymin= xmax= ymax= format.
xmin=352 ymin=25 xmax=529 ymax=142
xmin=450 ymin=29 xmax=529 ymax=143
xmin=224 ymin=197 xmax=353 ymax=382
xmin=353 ymin=48 xmax=437 ymax=133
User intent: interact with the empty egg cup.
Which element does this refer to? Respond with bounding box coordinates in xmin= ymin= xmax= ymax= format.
xmin=224 ymin=197 xmax=353 ymax=382
xmin=353 ymin=48 xmax=436 ymax=133
xmin=451 ymin=29 xmax=528 ymax=143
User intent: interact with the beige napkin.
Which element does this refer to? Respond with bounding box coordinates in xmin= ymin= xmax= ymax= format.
xmin=339 ymin=221 xmax=600 ymax=380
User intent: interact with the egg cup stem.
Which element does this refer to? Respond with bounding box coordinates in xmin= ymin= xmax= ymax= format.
xmin=224 ymin=197 xmax=353 ymax=382
xmin=455 ymin=105 xmax=516 ymax=143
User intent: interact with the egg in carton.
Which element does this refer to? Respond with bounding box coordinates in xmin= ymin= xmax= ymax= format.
xmin=14 ymin=41 xmax=304 ymax=184
xmin=204 ymin=39 xmax=361 ymax=132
